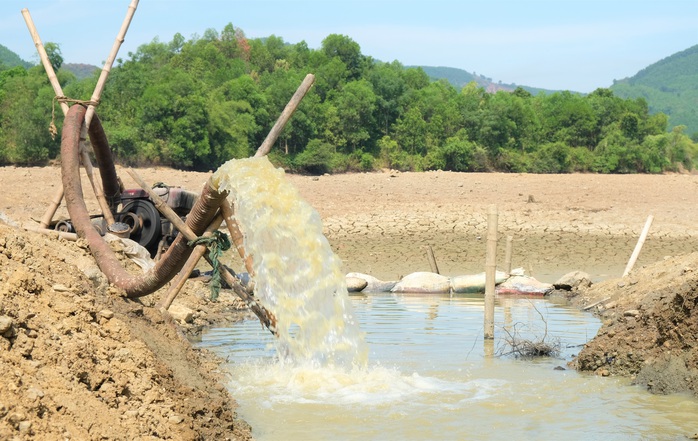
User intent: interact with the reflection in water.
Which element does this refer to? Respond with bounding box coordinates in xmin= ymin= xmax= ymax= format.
xmin=198 ymin=295 xmax=698 ymax=441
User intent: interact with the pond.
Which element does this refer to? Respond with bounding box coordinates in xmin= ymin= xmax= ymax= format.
xmin=197 ymin=293 xmax=698 ymax=441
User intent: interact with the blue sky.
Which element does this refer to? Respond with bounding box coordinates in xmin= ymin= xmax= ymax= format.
xmin=1 ymin=0 xmax=696 ymax=93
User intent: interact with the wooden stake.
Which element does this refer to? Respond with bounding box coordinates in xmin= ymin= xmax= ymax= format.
xmin=484 ymin=205 xmax=498 ymax=340
xmin=623 ymin=214 xmax=654 ymax=277
xmin=426 ymin=245 xmax=440 ymax=274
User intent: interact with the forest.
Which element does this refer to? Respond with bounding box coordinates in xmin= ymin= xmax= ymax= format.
xmin=1 ymin=25 xmax=697 ymax=174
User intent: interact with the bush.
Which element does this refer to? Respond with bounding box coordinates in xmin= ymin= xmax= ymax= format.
xmin=568 ymin=147 xmax=595 ymax=172
xmin=530 ymin=142 xmax=571 ymax=173
xmin=293 ymin=139 xmax=335 ymax=174
xmin=495 ymin=149 xmax=531 ymax=173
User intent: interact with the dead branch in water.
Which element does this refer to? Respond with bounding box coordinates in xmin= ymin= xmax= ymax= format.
xmin=496 ymin=302 xmax=562 ymax=358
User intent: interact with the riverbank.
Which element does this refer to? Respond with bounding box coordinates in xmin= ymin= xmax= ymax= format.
xmin=1 ymin=165 xmax=698 ymax=438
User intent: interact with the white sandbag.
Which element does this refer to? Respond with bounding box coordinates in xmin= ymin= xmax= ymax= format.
xmin=450 ymin=271 xmax=509 ymax=293
xmin=346 ymin=272 xmax=396 ymax=292
xmin=391 ymin=272 xmax=451 ymax=294
xmin=496 ymin=275 xmax=553 ymax=295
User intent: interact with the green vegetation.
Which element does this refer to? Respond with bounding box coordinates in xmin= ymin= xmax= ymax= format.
xmin=1 ymin=26 xmax=696 ymax=174
xmin=0 ymin=44 xmax=33 ymax=70
xmin=611 ymin=44 xmax=698 ymax=139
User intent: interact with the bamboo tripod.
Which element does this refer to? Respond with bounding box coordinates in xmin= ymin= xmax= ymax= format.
xmin=21 ymin=1 xmax=315 ymax=334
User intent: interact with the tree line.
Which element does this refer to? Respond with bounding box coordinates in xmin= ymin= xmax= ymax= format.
xmin=1 ymin=25 xmax=697 ymax=174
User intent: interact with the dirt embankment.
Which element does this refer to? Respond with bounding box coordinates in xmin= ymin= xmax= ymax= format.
xmin=0 ymin=222 xmax=253 ymax=440
xmin=569 ymin=252 xmax=698 ymax=396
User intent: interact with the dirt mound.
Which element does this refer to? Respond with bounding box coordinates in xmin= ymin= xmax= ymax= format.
xmin=0 ymin=223 xmax=252 ymax=440
xmin=570 ymin=253 xmax=698 ymax=396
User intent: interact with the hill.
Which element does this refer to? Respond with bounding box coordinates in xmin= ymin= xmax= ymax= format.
xmin=611 ymin=44 xmax=698 ymax=136
xmin=0 ymin=43 xmax=32 ymax=69
xmin=414 ymin=65 xmax=563 ymax=95
xmin=63 ymin=63 xmax=99 ymax=80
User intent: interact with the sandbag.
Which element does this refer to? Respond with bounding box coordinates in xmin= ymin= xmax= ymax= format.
xmin=496 ymin=275 xmax=553 ymax=295
xmin=450 ymin=271 xmax=508 ymax=293
xmin=346 ymin=272 xmax=397 ymax=292
xmin=391 ymin=272 xmax=451 ymax=294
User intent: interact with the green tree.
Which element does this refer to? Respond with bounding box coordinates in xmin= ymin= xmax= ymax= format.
xmin=321 ymin=34 xmax=363 ymax=79
xmin=44 ymin=42 xmax=63 ymax=72
xmin=330 ymin=79 xmax=377 ymax=152
xmin=394 ymin=107 xmax=428 ymax=155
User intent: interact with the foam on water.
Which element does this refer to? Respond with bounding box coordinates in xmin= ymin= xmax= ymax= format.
xmin=227 ymin=359 xmax=499 ymax=407
xmin=212 ymin=156 xmax=367 ymax=368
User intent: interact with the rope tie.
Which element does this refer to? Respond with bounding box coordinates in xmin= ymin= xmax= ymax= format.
xmin=188 ymin=230 xmax=231 ymax=300
xmin=50 ymin=96 xmax=101 ymax=139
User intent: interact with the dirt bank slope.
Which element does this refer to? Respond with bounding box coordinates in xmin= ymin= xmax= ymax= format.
xmin=570 ymin=252 xmax=698 ymax=397
xmin=0 ymin=223 xmax=252 ymax=440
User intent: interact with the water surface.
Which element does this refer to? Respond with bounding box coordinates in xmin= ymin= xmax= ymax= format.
xmin=198 ymin=294 xmax=698 ymax=440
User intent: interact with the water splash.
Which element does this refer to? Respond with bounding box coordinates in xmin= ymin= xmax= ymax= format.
xmin=212 ymin=156 xmax=367 ymax=368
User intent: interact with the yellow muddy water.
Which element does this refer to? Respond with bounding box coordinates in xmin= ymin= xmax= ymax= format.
xmin=200 ymin=295 xmax=698 ymax=440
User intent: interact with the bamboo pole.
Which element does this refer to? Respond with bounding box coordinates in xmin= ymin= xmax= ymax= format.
xmin=39 ymin=184 xmax=66 ymax=229
xmin=21 ymin=9 xmax=69 ymax=116
xmin=22 ymin=6 xmax=130 ymax=228
xmin=80 ymin=129 xmax=117 ymax=226
xmin=220 ymin=199 xmax=255 ymax=277
xmin=255 ymin=74 xmax=315 ymax=157
xmin=84 ymin=0 xmax=139 ymax=129
xmin=159 ymin=220 xmax=219 ymax=310
xmin=504 ymin=235 xmax=514 ymax=276
xmin=484 ymin=205 xmax=498 ymax=340
xmin=426 ymin=245 xmax=440 ymax=274
xmin=623 ymin=214 xmax=654 ymax=277
xmin=23 ymin=8 xmax=68 ymax=228
xmin=23 ymin=224 xmax=78 ymax=241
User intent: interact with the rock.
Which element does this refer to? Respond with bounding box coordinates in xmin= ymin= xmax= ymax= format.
xmin=18 ymin=420 xmax=31 ymax=434
xmin=26 ymin=387 xmax=44 ymax=401
xmin=168 ymin=414 xmax=185 ymax=424
xmin=624 ymin=309 xmax=640 ymax=317
xmin=99 ymin=310 xmax=115 ymax=320
xmin=0 ymin=315 xmax=14 ymax=334
xmin=168 ymin=304 xmax=194 ymax=324
xmin=391 ymin=272 xmax=451 ymax=294
xmin=346 ymin=276 xmax=368 ymax=292
xmin=554 ymin=271 xmax=592 ymax=291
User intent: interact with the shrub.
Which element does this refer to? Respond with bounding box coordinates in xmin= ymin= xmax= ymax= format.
xmin=294 ymin=139 xmax=335 ymax=174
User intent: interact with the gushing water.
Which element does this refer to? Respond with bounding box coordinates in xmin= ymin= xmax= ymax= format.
xmin=212 ymin=156 xmax=367 ymax=368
